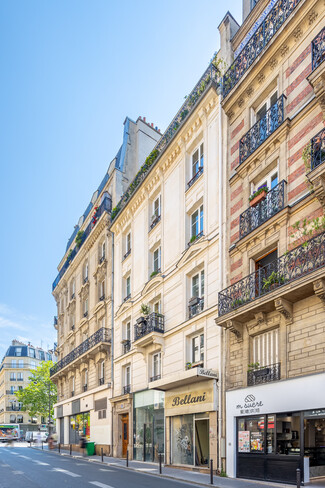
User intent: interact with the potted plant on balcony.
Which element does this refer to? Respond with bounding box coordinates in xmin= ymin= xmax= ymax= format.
xmin=75 ymin=230 xmax=84 ymax=249
xmin=247 ymin=361 xmax=260 ymax=372
xmin=185 ymin=362 xmax=192 ymax=370
xmin=249 ymin=187 xmax=269 ymax=207
xmin=262 ymin=271 xmax=285 ymax=291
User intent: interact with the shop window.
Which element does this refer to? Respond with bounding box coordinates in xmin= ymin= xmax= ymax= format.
xmin=69 ymin=412 xmax=90 ymax=444
xmin=276 ymin=413 xmax=300 ymax=455
xmin=252 ymin=329 xmax=279 ymax=367
xmin=238 ymin=416 xmax=265 ymax=453
xmin=171 ymin=414 xmax=194 ymax=465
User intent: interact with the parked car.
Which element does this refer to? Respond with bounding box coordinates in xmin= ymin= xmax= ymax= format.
xmin=25 ymin=431 xmax=48 ymax=443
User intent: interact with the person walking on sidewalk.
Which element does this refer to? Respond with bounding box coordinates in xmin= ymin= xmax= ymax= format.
xmin=79 ymin=435 xmax=87 ymax=457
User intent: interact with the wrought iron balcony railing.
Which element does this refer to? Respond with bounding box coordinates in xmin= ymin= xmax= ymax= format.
xmin=187 ymin=167 xmax=203 ymax=189
xmin=188 ymin=231 xmax=204 ymax=247
xmin=247 ymin=362 xmax=281 ymax=386
xmin=134 ymin=313 xmax=165 ymax=341
xmin=123 ymin=249 xmax=131 ymax=261
xmin=239 ymin=180 xmax=286 ymax=239
xmin=123 ymin=385 xmax=131 ymax=394
xmin=150 ymin=214 xmax=161 ymax=231
xmin=123 ymin=340 xmax=131 ymax=354
xmin=239 ymin=95 xmax=286 ymax=165
xmin=111 ymin=63 xmax=219 ymax=222
xmin=218 ymin=231 xmax=325 ymax=316
xmin=99 ymin=377 xmax=105 ymax=386
xmin=52 ymin=196 xmax=112 ymax=291
xmin=310 ymin=127 xmax=325 ymax=171
xmin=150 ymin=374 xmax=161 ymax=382
xmin=312 ymin=26 xmax=325 ymax=71
xmin=222 ymin=0 xmax=301 ymax=98
xmin=188 ymin=297 xmax=204 ymax=319
xmin=54 ymin=316 xmax=58 ymax=326
xmin=50 ymin=327 xmax=111 ymax=376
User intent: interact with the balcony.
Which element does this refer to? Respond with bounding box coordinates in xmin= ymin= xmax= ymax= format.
xmin=99 ymin=255 xmax=106 ymax=264
xmin=239 ymin=95 xmax=286 ymax=166
xmin=122 ymin=340 xmax=131 ymax=355
xmin=134 ymin=313 xmax=164 ymax=342
xmin=150 ymin=374 xmax=161 ymax=382
xmin=187 ymin=167 xmax=203 ymax=189
xmin=123 ymin=249 xmax=131 ymax=261
xmin=52 ymin=196 xmax=112 ymax=291
xmin=83 ymin=385 xmax=88 ymax=392
xmin=218 ymin=231 xmax=325 ymax=318
xmin=99 ymin=295 xmax=105 ymax=302
xmin=247 ymin=363 xmax=281 ymax=386
xmin=54 ymin=316 xmax=58 ymax=329
xmin=222 ymin=0 xmax=301 ymax=98
xmin=50 ymin=327 xmax=111 ymax=377
xmin=123 ymin=385 xmax=131 ymax=395
xmin=310 ymin=127 xmax=325 ymax=171
xmin=188 ymin=297 xmax=204 ymax=319
xmin=99 ymin=377 xmax=105 ymax=386
xmin=188 ymin=231 xmax=204 ymax=247
xmin=150 ymin=214 xmax=161 ymax=231
xmin=83 ymin=311 xmax=88 ymax=318
xmin=312 ymin=27 xmax=325 ymax=71
xmin=239 ymin=180 xmax=286 ymax=239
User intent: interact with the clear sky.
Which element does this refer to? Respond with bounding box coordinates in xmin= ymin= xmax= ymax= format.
xmin=0 ymin=0 xmax=242 ymax=360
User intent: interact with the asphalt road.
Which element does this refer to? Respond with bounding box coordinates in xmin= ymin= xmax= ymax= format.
xmin=0 ymin=443 xmax=195 ymax=488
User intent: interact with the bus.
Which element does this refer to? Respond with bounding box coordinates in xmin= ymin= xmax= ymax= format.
xmin=0 ymin=424 xmax=20 ymax=442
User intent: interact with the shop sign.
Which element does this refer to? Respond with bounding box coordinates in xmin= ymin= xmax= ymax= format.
xmin=197 ymin=368 xmax=218 ymax=379
xmin=165 ymin=384 xmax=215 ymax=415
xmin=236 ymin=394 xmax=263 ymax=415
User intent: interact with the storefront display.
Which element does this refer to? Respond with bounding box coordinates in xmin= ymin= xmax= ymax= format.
xmin=133 ymin=390 xmax=164 ymax=462
xmin=69 ymin=412 xmax=90 ymax=444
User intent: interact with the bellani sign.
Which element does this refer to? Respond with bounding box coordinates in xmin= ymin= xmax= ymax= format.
xmin=171 ymin=392 xmax=206 ymax=407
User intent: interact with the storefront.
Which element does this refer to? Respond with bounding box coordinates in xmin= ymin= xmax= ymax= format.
xmin=133 ymin=390 xmax=164 ymax=462
xmin=69 ymin=412 xmax=90 ymax=444
xmin=165 ymin=379 xmax=218 ymax=467
xmin=226 ymin=372 xmax=325 ymax=484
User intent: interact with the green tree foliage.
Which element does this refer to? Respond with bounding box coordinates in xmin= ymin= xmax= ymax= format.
xmin=15 ymin=361 xmax=57 ymax=419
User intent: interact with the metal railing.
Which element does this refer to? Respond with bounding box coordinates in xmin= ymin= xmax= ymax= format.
xmin=83 ymin=311 xmax=88 ymax=318
xmin=134 ymin=313 xmax=165 ymax=341
xmin=123 ymin=385 xmax=131 ymax=394
xmin=6 ymin=406 xmax=22 ymax=411
xmin=123 ymin=340 xmax=131 ymax=354
xmin=247 ymin=362 xmax=281 ymax=386
xmin=239 ymin=180 xmax=286 ymax=239
xmin=50 ymin=327 xmax=111 ymax=376
xmin=222 ymin=0 xmax=301 ymax=98
xmin=99 ymin=377 xmax=105 ymax=386
xmin=311 ymin=127 xmax=325 ymax=171
xmin=99 ymin=295 xmax=105 ymax=302
xmin=123 ymin=293 xmax=131 ymax=302
xmin=123 ymin=249 xmax=131 ymax=261
xmin=99 ymin=255 xmax=105 ymax=264
xmin=83 ymin=385 xmax=88 ymax=392
xmin=52 ymin=196 xmax=112 ymax=291
xmin=188 ymin=230 xmax=204 ymax=247
xmin=239 ymin=95 xmax=286 ymax=165
xmin=150 ymin=214 xmax=161 ymax=230
xmin=188 ymin=297 xmax=204 ymax=319
xmin=150 ymin=374 xmax=161 ymax=382
xmin=312 ymin=26 xmax=325 ymax=71
xmin=218 ymin=231 xmax=325 ymax=316
xmin=187 ymin=167 xmax=204 ymax=188
xmin=54 ymin=316 xmax=58 ymax=325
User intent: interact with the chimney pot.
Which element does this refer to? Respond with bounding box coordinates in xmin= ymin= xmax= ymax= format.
xmin=143 ymin=117 xmax=146 ymax=122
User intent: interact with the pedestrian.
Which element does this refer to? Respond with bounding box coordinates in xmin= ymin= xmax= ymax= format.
xmin=36 ymin=430 xmax=41 ymax=449
xmin=79 ymin=435 xmax=87 ymax=457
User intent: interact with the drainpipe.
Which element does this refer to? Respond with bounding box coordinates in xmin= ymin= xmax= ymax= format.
xmin=110 ymin=229 xmax=114 ymax=455
xmin=218 ymin=85 xmax=224 ymax=473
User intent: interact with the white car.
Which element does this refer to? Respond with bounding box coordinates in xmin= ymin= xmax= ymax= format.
xmin=25 ymin=431 xmax=48 ymax=443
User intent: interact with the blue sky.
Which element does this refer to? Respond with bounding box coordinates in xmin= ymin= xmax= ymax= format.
xmin=0 ymin=0 xmax=242 ymax=359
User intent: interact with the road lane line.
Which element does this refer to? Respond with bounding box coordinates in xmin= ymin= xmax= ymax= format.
xmin=18 ymin=455 xmax=31 ymax=459
xmin=12 ymin=471 xmax=24 ymax=475
xmin=52 ymin=468 xmax=81 ymax=477
xmin=135 ymin=468 xmax=157 ymax=471
xmin=99 ymin=469 xmax=114 ymax=472
xmin=89 ymin=482 xmax=115 ymax=488
xmin=33 ymin=460 xmax=49 ymax=465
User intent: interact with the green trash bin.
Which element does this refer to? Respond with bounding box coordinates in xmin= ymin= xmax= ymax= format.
xmin=86 ymin=442 xmax=95 ymax=456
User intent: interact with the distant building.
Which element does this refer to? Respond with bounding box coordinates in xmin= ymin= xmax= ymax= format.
xmin=0 ymin=340 xmax=55 ymax=437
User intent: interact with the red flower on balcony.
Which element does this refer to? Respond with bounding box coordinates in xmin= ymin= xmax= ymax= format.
xmin=92 ymin=206 xmax=99 ymax=225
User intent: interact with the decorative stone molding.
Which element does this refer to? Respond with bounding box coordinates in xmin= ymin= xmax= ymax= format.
xmin=280 ymin=44 xmax=289 ymax=57
xmin=313 ymin=279 xmax=325 ymax=305
xmin=293 ymin=27 xmax=302 ymax=42
xmin=308 ymin=9 xmax=318 ymax=25
xmin=246 ymin=86 xmax=254 ymax=98
xmin=269 ymin=58 xmax=278 ymax=70
xmin=226 ymin=320 xmax=243 ymax=341
xmin=274 ymin=298 xmax=293 ymax=324
xmin=254 ymin=312 xmax=266 ymax=325
xmin=257 ymin=73 xmax=265 ymax=84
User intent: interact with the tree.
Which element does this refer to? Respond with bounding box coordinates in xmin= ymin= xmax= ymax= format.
xmin=15 ymin=361 xmax=57 ymax=420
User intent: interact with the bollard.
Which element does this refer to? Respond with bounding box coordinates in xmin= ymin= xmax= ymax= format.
xmin=101 ymin=447 xmax=103 ymax=463
xmin=296 ymin=468 xmax=301 ymax=488
xmin=126 ymin=449 xmax=129 ymax=467
xmin=159 ymin=453 xmax=162 ymax=474
xmin=70 ymin=444 xmax=72 ymax=456
xmin=210 ymin=459 xmax=213 ymax=485
xmin=58 ymin=443 xmax=60 ymax=453
xmin=42 ymin=441 xmax=43 ymax=450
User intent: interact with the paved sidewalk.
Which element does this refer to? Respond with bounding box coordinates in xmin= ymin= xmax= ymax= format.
xmin=31 ymin=445 xmax=325 ymax=488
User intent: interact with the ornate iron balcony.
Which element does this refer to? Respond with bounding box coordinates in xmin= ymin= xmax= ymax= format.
xmin=123 ymin=293 xmax=131 ymax=302
xmin=123 ymin=249 xmax=131 ymax=261
xmin=150 ymin=214 xmax=161 ymax=230
xmin=83 ymin=385 xmax=88 ymax=392
xmin=123 ymin=385 xmax=131 ymax=394
xmin=311 ymin=127 xmax=325 ymax=171
xmin=83 ymin=311 xmax=88 ymax=318
xmin=239 ymin=180 xmax=286 ymax=239
xmin=188 ymin=297 xmax=204 ymax=319
xmin=239 ymin=95 xmax=286 ymax=165
xmin=99 ymin=295 xmax=105 ymax=302
xmin=52 ymin=196 xmax=112 ymax=291
xmin=312 ymin=26 xmax=325 ymax=71
xmin=187 ymin=167 xmax=203 ymax=189
xmin=218 ymin=231 xmax=325 ymax=316
xmin=99 ymin=377 xmax=105 ymax=386
xmin=99 ymin=255 xmax=105 ymax=264
xmin=150 ymin=374 xmax=161 ymax=382
xmin=247 ymin=362 xmax=281 ymax=386
xmin=50 ymin=327 xmax=111 ymax=376
xmin=222 ymin=0 xmax=301 ymax=98
xmin=134 ymin=313 xmax=165 ymax=341
xmin=123 ymin=340 xmax=131 ymax=354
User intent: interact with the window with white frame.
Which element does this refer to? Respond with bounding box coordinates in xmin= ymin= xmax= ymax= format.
xmin=151 ymin=352 xmax=161 ymax=380
xmin=153 ymin=195 xmax=161 ymax=218
xmin=17 ymin=372 xmax=23 ymax=381
xmin=192 ymin=270 xmax=204 ymax=298
xmin=83 ymin=369 xmax=88 ymax=389
xmin=83 ymin=298 xmax=88 ymax=316
xmin=100 ymin=241 xmax=106 ymax=260
xmin=125 ymin=276 xmax=131 ymax=299
xmin=254 ymin=90 xmax=278 ymax=123
xmin=153 ymin=300 xmax=161 ymax=314
xmin=71 ymin=280 xmax=76 ymax=299
xmin=15 ymin=347 xmax=22 ymax=357
xmin=152 ymin=247 xmax=161 ymax=274
xmin=191 ymin=333 xmax=204 ymax=365
xmin=18 ymin=360 xmax=23 ymax=368
xmin=252 ymin=167 xmax=279 ymax=194
xmin=124 ymin=365 xmax=131 ymax=387
xmin=126 ymin=232 xmax=131 ymax=253
xmin=252 ymin=329 xmax=279 ymax=367
xmin=11 ymin=360 xmax=16 ymax=368
xmin=191 ymin=205 xmax=203 ymax=240
xmin=84 ymin=262 xmax=89 ymax=282
xmin=126 ymin=321 xmax=131 ymax=341
xmin=192 ymin=143 xmax=204 ymax=177
xmin=99 ymin=279 xmax=105 ymax=300
xmin=99 ymin=361 xmax=105 ymax=384
xmin=71 ymin=376 xmax=75 ymax=395
xmin=70 ymin=314 xmax=75 ymax=330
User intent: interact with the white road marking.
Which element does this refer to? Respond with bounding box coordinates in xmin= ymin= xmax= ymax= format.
xmin=33 ymin=460 xmax=49 ymax=465
xmin=12 ymin=471 xmax=24 ymax=475
xmin=89 ymin=482 xmax=115 ymax=488
xmin=99 ymin=469 xmax=114 ymax=472
xmin=19 ymin=455 xmax=31 ymax=459
xmin=135 ymin=468 xmax=157 ymax=471
xmin=1 ymin=464 xmax=10 ymax=467
xmin=52 ymin=468 xmax=81 ymax=477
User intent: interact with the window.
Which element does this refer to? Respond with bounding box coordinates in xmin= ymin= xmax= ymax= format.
xmin=101 ymin=241 xmax=106 ymax=260
xmin=83 ymin=369 xmax=88 ymax=390
xmin=191 ymin=334 xmax=204 ymax=364
xmin=70 ymin=314 xmax=75 ymax=330
xmin=71 ymin=376 xmax=75 ymax=395
xmin=252 ymin=329 xmax=279 ymax=367
xmin=153 ymin=300 xmax=161 ymax=314
xmin=253 ymin=168 xmax=279 ymax=193
xmin=15 ymin=347 xmax=22 ymax=357
xmin=17 ymin=415 xmax=23 ymax=423
xmin=10 ymin=386 xmax=16 ymax=394
xmin=126 ymin=232 xmax=131 ymax=253
xmin=10 ymin=415 xmax=16 ymax=423
xmin=153 ymin=247 xmax=161 ymax=274
xmin=99 ymin=280 xmax=105 ymax=300
xmin=255 ymin=91 xmax=278 ymax=123
xmin=71 ymin=280 xmax=76 ymax=299
xmin=18 ymin=360 xmax=23 ymax=368
xmin=17 ymin=373 xmax=23 ymax=381
xmin=191 ymin=205 xmax=203 ymax=239
xmin=126 ymin=322 xmax=131 ymax=341
xmin=38 ymin=351 xmax=45 ymax=361
xmin=10 ymin=373 xmax=16 ymax=381
xmin=11 ymin=360 xmax=16 ymax=368
xmin=125 ymin=276 xmax=131 ymax=299
xmin=192 ymin=144 xmax=204 ymax=177
xmin=29 ymin=348 xmax=36 ymax=358
xmin=84 ymin=262 xmax=89 ymax=282
xmin=192 ymin=270 xmax=204 ymax=298
xmin=30 ymin=361 xmax=36 ymax=369
xmin=153 ymin=196 xmax=161 ymax=218
xmin=83 ymin=298 xmax=88 ymax=316
xmin=125 ymin=365 xmax=131 ymax=387
xmin=99 ymin=361 xmax=105 ymax=384
xmin=152 ymin=352 xmax=161 ymax=380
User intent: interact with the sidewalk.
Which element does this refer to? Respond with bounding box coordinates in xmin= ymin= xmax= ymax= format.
xmin=32 ymin=445 xmax=324 ymax=488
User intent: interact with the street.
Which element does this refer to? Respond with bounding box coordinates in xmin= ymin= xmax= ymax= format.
xmin=0 ymin=443 xmax=195 ymax=488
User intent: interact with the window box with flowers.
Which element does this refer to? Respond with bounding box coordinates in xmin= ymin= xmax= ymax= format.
xmin=249 ymin=187 xmax=269 ymax=207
